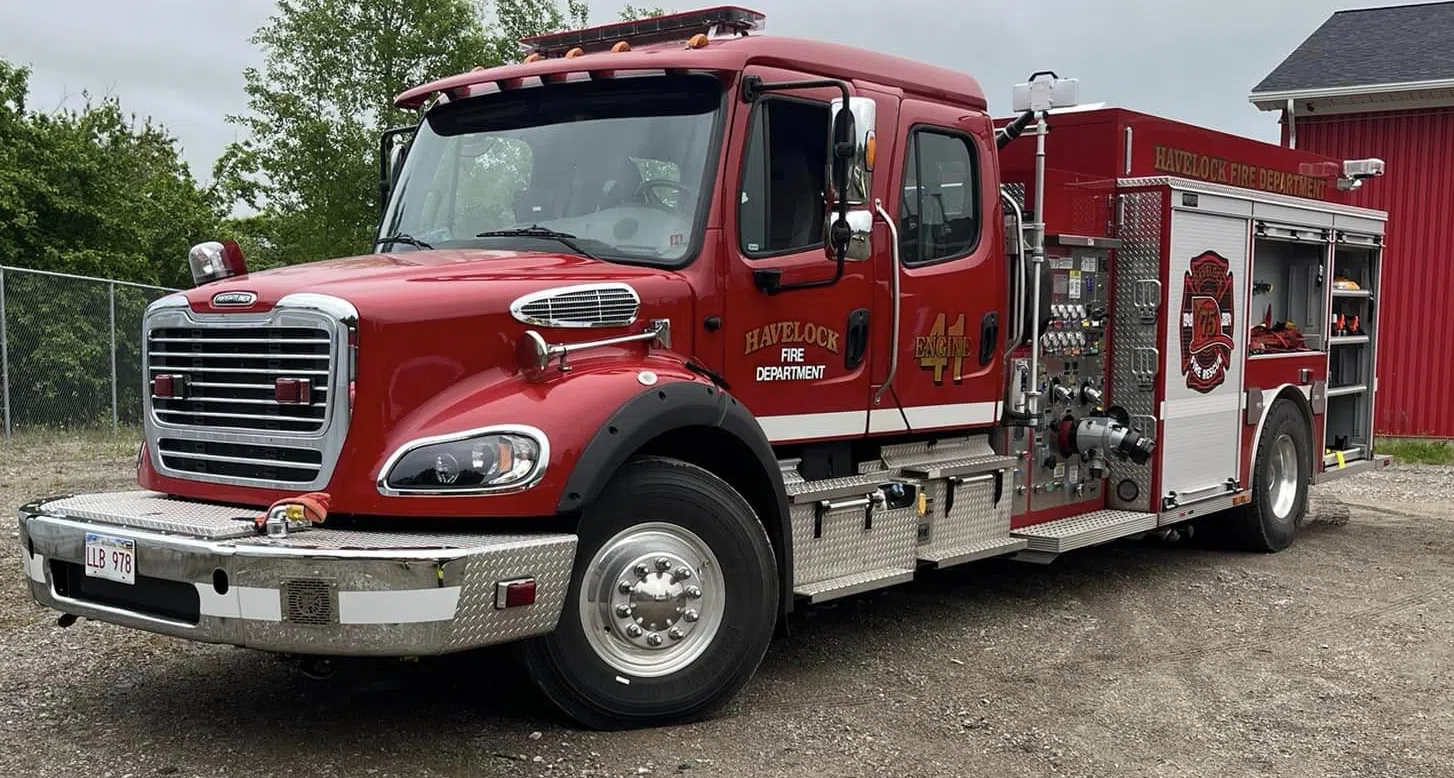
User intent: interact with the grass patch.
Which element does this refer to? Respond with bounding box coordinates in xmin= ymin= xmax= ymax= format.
xmin=1377 ymin=437 xmax=1454 ymax=465
xmin=1 ymin=425 xmax=141 ymax=454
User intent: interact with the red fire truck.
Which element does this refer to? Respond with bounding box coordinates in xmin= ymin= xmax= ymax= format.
xmin=18 ymin=7 xmax=1392 ymax=728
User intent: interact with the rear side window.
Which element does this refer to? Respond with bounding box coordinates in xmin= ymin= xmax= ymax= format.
xmin=898 ymin=129 xmax=980 ymax=265
xmin=738 ymin=99 xmax=830 ymax=256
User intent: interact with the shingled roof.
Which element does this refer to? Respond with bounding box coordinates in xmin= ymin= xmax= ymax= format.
xmin=1252 ymin=1 xmax=1454 ymax=96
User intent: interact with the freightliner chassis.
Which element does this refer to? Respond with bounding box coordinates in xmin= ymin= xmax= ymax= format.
xmin=18 ymin=7 xmax=1393 ymax=728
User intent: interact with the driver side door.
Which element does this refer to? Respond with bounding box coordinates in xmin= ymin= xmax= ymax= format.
xmin=721 ymin=67 xmax=877 ymax=445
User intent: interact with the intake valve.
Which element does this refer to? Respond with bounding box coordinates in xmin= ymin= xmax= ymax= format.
xmin=1058 ymin=414 xmax=1154 ymax=465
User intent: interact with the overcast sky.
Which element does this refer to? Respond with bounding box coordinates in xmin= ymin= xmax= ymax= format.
xmin=0 ymin=0 xmax=1395 ymax=182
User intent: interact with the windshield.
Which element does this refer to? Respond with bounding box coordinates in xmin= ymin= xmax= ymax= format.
xmin=380 ymin=75 xmax=723 ymax=265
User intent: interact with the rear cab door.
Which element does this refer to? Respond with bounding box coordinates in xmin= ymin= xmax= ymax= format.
xmin=871 ymin=98 xmax=1006 ymax=434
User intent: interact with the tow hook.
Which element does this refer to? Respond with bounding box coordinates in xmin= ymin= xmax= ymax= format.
xmin=56 ymin=613 xmax=79 ymax=628
xmin=298 ymin=656 xmax=337 ymax=680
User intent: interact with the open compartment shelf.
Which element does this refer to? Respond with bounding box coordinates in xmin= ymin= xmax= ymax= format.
xmin=1325 ymin=392 xmax=1372 ymax=465
xmin=1323 ymin=239 xmax=1380 ymax=469
xmin=1249 ymin=236 xmax=1327 ymax=355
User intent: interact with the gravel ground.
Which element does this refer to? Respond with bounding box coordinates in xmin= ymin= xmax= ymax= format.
xmin=3 ymin=436 xmax=1453 ymax=778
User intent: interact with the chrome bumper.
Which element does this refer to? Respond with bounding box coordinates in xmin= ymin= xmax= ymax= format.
xmin=18 ymin=492 xmax=576 ymax=656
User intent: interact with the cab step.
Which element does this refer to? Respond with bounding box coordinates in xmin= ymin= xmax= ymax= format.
xmin=793 ymin=567 xmax=915 ymax=604
xmin=1010 ymin=510 xmax=1159 ymax=561
xmin=918 ymin=537 xmax=1028 ymax=568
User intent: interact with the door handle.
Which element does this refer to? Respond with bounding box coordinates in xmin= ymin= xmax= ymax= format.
xmin=979 ymin=312 xmax=999 ymax=366
xmin=845 ymin=308 xmax=869 ymax=370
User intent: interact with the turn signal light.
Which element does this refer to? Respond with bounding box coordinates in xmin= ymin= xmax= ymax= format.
xmin=274 ymin=377 xmax=313 ymax=405
xmin=495 ymin=578 xmax=538 ymax=609
xmin=152 ymin=373 xmax=188 ymax=399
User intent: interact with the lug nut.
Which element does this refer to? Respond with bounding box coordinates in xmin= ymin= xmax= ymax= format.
xmin=685 ymin=586 xmax=702 ymax=600
xmin=683 ymin=609 xmax=699 ymax=623
xmin=655 ymin=557 xmax=672 ymax=572
xmin=625 ymin=624 xmax=643 ymax=638
xmin=614 ymin=604 xmax=631 ymax=618
xmin=646 ymin=632 xmax=664 ymax=647
xmin=668 ymin=627 xmax=685 ymax=641
xmin=618 ymin=580 xmax=634 ymax=594
xmin=674 ymin=566 xmax=692 ymax=581
xmin=633 ymin=563 xmax=649 ymax=578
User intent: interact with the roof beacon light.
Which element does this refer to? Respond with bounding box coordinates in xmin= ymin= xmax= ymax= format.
xmin=520 ymin=6 xmax=764 ymax=58
xmin=187 ymin=240 xmax=248 ymax=287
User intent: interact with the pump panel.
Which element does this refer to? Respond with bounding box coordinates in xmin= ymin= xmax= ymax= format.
xmin=1026 ymin=244 xmax=1113 ymax=512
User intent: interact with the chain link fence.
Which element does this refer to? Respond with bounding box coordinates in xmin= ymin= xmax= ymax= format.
xmin=0 ymin=266 xmax=176 ymax=439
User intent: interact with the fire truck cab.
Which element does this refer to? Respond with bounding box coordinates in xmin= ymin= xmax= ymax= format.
xmin=17 ymin=7 xmax=1391 ymax=729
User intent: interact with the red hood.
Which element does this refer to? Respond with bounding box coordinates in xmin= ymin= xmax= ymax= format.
xmin=174 ymin=247 xmax=696 ymax=443
xmin=182 ymin=249 xmax=683 ymax=320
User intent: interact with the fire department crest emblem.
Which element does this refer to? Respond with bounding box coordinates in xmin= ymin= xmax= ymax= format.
xmin=1179 ymin=251 xmax=1235 ymax=393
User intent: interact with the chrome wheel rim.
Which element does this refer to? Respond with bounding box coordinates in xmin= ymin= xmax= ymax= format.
xmin=580 ymin=522 xmax=725 ymax=678
xmin=1268 ymin=434 xmax=1299 ymax=519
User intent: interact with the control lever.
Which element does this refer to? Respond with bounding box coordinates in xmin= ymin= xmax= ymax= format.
xmin=1050 ymin=380 xmax=1074 ymax=404
xmin=1081 ymin=382 xmax=1104 ymax=407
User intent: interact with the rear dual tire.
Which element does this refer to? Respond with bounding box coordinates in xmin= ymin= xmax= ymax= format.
xmin=522 ymin=457 xmax=778 ymax=729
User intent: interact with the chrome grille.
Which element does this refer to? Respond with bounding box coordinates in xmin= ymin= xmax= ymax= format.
xmin=511 ymin=283 xmax=639 ymax=328
xmin=142 ymin=293 xmax=353 ymax=491
xmin=157 ymin=438 xmax=324 ymax=484
xmin=147 ymin=326 xmax=332 ymax=433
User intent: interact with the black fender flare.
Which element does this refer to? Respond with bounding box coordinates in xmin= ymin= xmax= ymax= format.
xmin=558 ymin=380 xmax=794 ymax=614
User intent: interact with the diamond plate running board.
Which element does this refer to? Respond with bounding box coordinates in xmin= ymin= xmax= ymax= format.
xmin=1010 ymin=510 xmax=1159 ymax=557
xmin=793 ymin=567 xmax=914 ymax=604
xmin=918 ymin=537 xmax=1028 ymax=568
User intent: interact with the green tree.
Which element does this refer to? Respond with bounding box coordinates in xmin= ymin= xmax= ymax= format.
xmin=618 ymin=4 xmax=667 ymax=20
xmin=0 ymin=59 xmax=214 ymax=427
xmin=217 ymin=1 xmax=672 ymax=267
xmin=214 ymin=0 xmax=496 ymax=268
xmin=0 ymin=59 xmax=218 ymax=287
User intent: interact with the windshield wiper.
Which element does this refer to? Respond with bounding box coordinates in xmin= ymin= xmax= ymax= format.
xmin=374 ymin=233 xmax=434 ymax=250
xmin=476 ymin=226 xmax=597 ymax=259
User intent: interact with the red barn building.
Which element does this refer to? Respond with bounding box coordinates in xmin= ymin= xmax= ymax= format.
xmin=1252 ymin=1 xmax=1454 ymax=438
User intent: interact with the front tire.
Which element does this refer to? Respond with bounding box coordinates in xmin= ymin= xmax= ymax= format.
xmin=522 ymin=456 xmax=778 ymax=729
xmin=1229 ymin=400 xmax=1311 ymax=551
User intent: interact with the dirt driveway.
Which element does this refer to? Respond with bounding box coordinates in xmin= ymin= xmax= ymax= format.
xmin=3 ymin=435 xmax=1452 ymax=777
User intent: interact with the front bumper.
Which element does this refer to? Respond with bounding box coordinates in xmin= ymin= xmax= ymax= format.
xmin=18 ymin=492 xmax=576 ymax=656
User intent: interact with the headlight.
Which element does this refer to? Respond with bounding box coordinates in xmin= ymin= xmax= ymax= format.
xmin=380 ymin=427 xmax=547 ymax=494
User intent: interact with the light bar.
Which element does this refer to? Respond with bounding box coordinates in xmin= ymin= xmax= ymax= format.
xmin=520 ymin=6 xmax=765 ymax=57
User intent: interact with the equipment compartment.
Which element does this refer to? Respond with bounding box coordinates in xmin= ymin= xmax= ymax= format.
xmin=1248 ymin=231 xmax=1327 ymax=355
xmin=914 ymin=470 xmax=1023 ymax=567
xmin=780 ymin=465 xmax=917 ymax=603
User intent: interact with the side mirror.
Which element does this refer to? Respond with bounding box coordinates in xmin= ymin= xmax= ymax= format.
xmin=828 ymin=97 xmax=878 ymax=261
xmin=387 ymin=142 xmax=409 ymax=190
xmin=828 ymin=96 xmax=877 ymax=204
xmin=378 ymin=126 xmax=416 ymax=215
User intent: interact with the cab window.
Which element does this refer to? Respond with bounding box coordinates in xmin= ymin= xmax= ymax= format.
xmin=739 ymin=99 xmax=829 ymax=256
xmin=899 ymin=129 xmax=980 ymax=265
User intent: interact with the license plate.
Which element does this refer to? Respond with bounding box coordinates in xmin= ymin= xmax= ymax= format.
xmin=84 ymin=532 xmax=136 ymax=585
